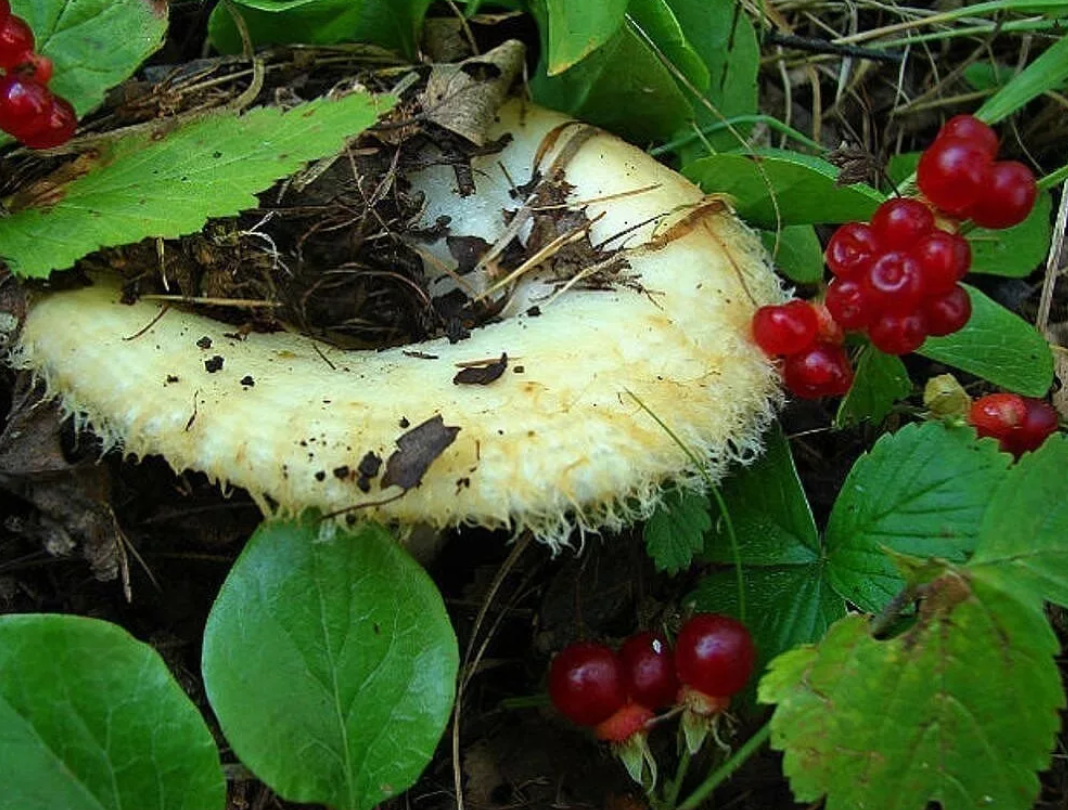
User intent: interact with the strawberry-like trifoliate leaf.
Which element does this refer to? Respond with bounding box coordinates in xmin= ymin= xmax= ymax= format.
xmin=643 ymin=487 xmax=711 ymax=574
xmin=970 ymin=434 xmax=1068 ymax=608
xmin=824 ymin=421 xmax=1010 ymax=612
xmin=760 ymin=570 xmax=1063 ymax=810
xmin=0 ymin=92 xmax=392 ymax=278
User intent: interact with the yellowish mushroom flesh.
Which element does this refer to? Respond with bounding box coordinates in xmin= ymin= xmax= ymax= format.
xmin=14 ymin=100 xmax=783 ymax=547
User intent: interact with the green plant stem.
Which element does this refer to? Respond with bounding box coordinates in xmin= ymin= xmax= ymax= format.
xmin=648 ymin=115 xmax=825 ymax=157
xmin=1038 ymin=163 xmax=1068 ymax=192
xmin=675 ymin=722 xmax=772 ymax=810
xmin=661 ymin=745 xmax=693 ymax=808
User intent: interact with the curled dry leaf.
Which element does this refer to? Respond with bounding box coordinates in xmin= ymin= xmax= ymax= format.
xmin=13 ymin=99 xmax=783 ymax=547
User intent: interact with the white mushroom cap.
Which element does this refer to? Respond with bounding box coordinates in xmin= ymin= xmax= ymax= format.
xmin=14 ymin=100 xmax=784 ymax=548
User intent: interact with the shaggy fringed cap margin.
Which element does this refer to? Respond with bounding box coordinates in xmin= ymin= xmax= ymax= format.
xmin=13 ymin=100 xmax=784 ymax=549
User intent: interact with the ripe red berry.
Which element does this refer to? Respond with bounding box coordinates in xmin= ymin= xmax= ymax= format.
xmin=752 ymin=300 xmax=819 ymax=357
xmin=0 ymin=14 xmax=34 ymax=71
xmin=917 ymin=138 xmax=992 ymax=216
xmin=619 ymin=632 xmax=678 ymax=710
xmin=923 ymin=285 xmax=971 ymax=337
xmin=0 ymin=74 xmax=52 ymax=140
xmin=812 ymin=301 xmax=845 ymax=345
xmin=938 ymin=115 xmax=998 ymax=157
xmin=594 ymin=701 xmax=654 ymax=743
xmin=1011 ymin=398 xmax=1059 ymax=455
xmin=549 ymin=641 xmax=626 ymax=727
xmin=675 ymin=613 xmax=756 ymax=699
xmin=825 ymin=277 xmax=872 ymax=331
xmin=15 ymin=52 xmax=53 ymax=85
xmin=0 ymin=1 xmax=9 ymax=26
xmin=868 ymin=310 xmax=928 ymax=355
xmin=782 ymin=342 xmax=854 ymax=398
xmin=826 ymin=222 xmax=881 ymax=278
xmin=20 ymin=95 xmax=76 ymax=149
xmin=862 ymin=251 xmax=926 ymax=313
xmin=870 ymin=198 xmax=935 ymax=249
xmin=913 ymin=230 xmax=971 ymax=294
xmin=969 ymin=392 xmax=1027 ymax=440
xmin=967 ymin=161 xmax=1037 ymax=230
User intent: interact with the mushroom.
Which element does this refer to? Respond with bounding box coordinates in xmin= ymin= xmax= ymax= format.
xmin=12 ymin=98 xmax=783 ymax=548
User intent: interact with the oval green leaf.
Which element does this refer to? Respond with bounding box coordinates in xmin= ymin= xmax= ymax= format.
xmin=542 ymin=0 xmax=628 ymax=75
xmin=917 ymin=285 xmax=1054 ymax=396
xmin=202 ymin=515 xmax=459 ymax=810
xmin=683 ymin=151 xmax=884 ymax=228
xmin=0 ymin=614 xmax=225 ymax=810
xmin=967 ymin=191 xmax=1052 ymax=278
xmin=760 ymin=224 xmax=825 ymax=283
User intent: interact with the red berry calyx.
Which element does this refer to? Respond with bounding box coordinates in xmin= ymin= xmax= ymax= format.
xmin=594 ymin=701 xmax=655 ymax=743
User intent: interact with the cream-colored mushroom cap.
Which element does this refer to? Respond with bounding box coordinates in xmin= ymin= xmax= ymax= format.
xmin=15 ymin=99 xmax=783 ymax=547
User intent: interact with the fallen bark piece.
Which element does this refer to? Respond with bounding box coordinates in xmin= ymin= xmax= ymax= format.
xmin=14 ymin=99 xmax=783 ymax=547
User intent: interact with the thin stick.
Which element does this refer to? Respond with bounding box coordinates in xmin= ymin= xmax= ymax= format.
xmin=1035 ymin=178 xmax=1068 ymax=338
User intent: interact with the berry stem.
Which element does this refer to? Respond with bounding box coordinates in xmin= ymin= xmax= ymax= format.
xmin=675 ymin=722 xmax=772 ymax=810
xmin=660 ymin=745 xmax=692 ymax=809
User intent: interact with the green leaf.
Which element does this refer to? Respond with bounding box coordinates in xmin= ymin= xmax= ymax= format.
xmin=208 ymin=0 xmax=432 ymax=58
xmin=12 ymin=0 xmax=167 ymax=118
xmin=530 ymin=20 xmax=692 ymax=142
xmin=835 ymin=346 xmax=911 ymax=427
xmin=541 ymin=0 xmax=628 ymax=75
xmin=643 ymin=487 xmax=711 ymax=574
xmin=824 ymin=422 xmax=1011 ymax=612
xmin=693 ymin=429 xmax=843 ymax=674
xmin=967 ymin=191 xmax=1052 ymax=278
xmin=760 ymin=573 xmax=1063 ymax=810
xmin=970 ymin=435 xmax=1068 ymax=608
xmin=202 ymin=516 xmax=458 ymax=810
xmin=667 ymin=0 xmax=759 ymax=159
xmin=683 ymin=151 xmax=884 ymax=228
xmin=0 ymin=614 xmax=225 ymax=810
xmin=760 ymin=224 xmax=825 ymax=283
xmin=917 ymin=285 xmax=1054 ymax=396
xmin=0 ymin=92 xmax=390 ymax=278
xmin=964 ymin=61 xmax=1013 ymax=92
xmin=978 ymin=33 xmax=1068 ymax=123
xmin=627 ymin=0 xmax=710 ymax=93
xmin=885 ymin=152 xmax=920 ymax=189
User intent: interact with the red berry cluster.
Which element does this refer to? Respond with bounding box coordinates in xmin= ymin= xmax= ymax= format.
xmin=752 ymin=299 xmax=854 ymax=399
xmin=967 ymin=393 xmax=1058 ymax=457
xmin=547 ymin=614 xmax=755 ymax=743
xmin=918 ymin=115 xmax=1037 ymax=229
xmin=0 ymin=1 xmax=76 ymax=148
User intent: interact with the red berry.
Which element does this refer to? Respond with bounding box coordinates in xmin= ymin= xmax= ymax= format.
xmin=826 ymin=222 xmax=881 ymax=278
xmin=917 ymin=138 xmax=993 ymax=216
xmin=923 ymin=285 xmax=971 ymax=337
xmin=913 ymin=230 xmax=971 ymax=294
xmin=1011 ymin=398 xmax=1059 ymax=455
xmin=619 ymin=632 xmax=678 ymax=710
xmin=868 ymin=311 xmax=928 ymax=355
xmin=0 ymin=14 xmax=33 ymax=71
xmin=752 ymin=300 xmax=819 ymax=357
xmin=967 ymin=161 xmax=1037 ymax=230
xmin=20 ymin=95 xmax=76 ymax=148
xmin=782 ymin=342 xmax=854 ymax=398
xmin=0 ymin=1 xmax=9 ymax=25
xmin=812 ymin=301 xmax=845 ymax=345
xmin=825 ymin=277 xmax=872 ymax=331
xmin=938 ymin=115 xmax=998 ymax=157
xmin=593 ymin=702 xmax=654 ymax=743
xmin=871 ymin=198 xmax=935 ymax=249
xmin=549 ymin=641 xmax=626 ymax=727
xmin=0 ymin=74 xmax=52 ymax=140
xmin=15 ymin=52 xmax=53 ymax=85
xmin=675 ymin=614 xmax=756 ymax=698
xmin=969 ymin=393 xmax=1027 ymax=441
xmin=862 ymin=251 xmax=926 ymax=313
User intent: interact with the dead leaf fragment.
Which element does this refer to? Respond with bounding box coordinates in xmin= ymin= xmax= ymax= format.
xmin=381 ymin=414 xmax=461 ymax=491
xmin=454 ymin=353 xmax=508 ymax=386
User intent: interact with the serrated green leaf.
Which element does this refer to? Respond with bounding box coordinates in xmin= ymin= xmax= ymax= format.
xmin=644 ymin=488 xmax=711 ymax=574
xmin=202 ymin=515 xmax=458 ymax=810
xmin=208 ymin=0 xmax=432 ymax=58
xmin=683 ymin=151 xmax=884 ymax=228
xmin=12 ymin=0 xmax=167 ymax=118
xmin=835 ymin=346 xmax=911 ymax=427
xmin=541 ymin=0 xmax=628 ymax=75
xmin=968 ymin=192 xmax=1052 ymax=278
xmin=918 ymin=285 xmax=1054 ymax=396
xmin=0 ymin=614 xmax=225 ymax=810
xmin=970 ymin=435 xmax=1068 ymax=607
xmin=667 ymin=0 xmax=759 ymax=159
xmin=978 ymin=33 xmax=1068 ymax=123
xmin=824 ymin=422 xmax=1011 ymax=612
xmin=760 ymin=224 xmax=824 ymax=283
xmin=530 ymin=19 xmax=692 ymax=142
xmin=760 ymin=573 xmax=1063 ymax=810
xmin=0 ymin=92 xmax=391 ymax=278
